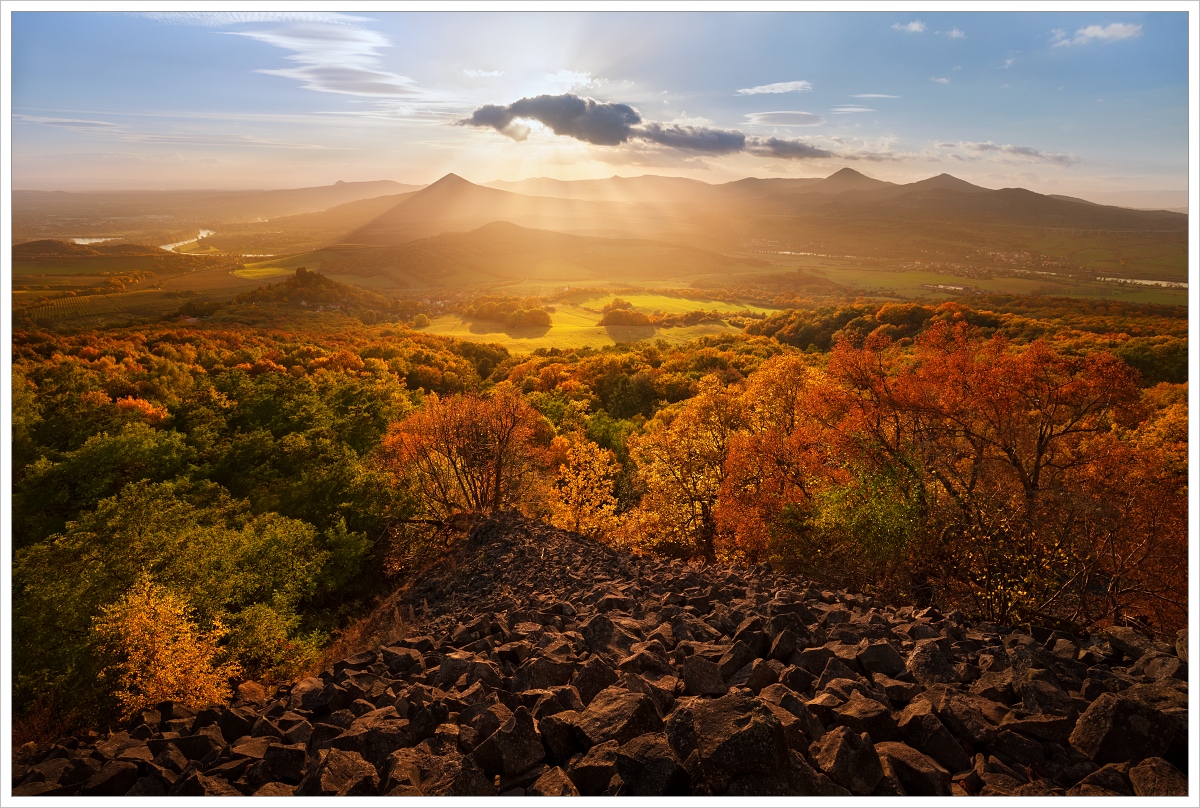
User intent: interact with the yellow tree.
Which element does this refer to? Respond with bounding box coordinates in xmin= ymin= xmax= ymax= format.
xmin=629 ymin=375 xmax=745 ymax=562
xmin=93 ymin=577 xmax=241 ymax=718
xmin=549 ymin=433 xmax=621 ymax=540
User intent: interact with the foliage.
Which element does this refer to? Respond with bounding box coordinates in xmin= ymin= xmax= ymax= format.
xmin=93 ymin=577 xmax=242 ymax=718
xmin=549 ymin=433 xmax=622 ymax=539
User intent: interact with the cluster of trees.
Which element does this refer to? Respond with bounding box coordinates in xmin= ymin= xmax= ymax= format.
xmin=11 ymin=288 xmax=1187 ymax=738
xmin=461 ymin=295 xmax=553 ymax=328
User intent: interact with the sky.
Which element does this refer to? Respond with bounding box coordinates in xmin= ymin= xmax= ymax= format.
xmin=7 ymin=8 xmax=1193 ymax=207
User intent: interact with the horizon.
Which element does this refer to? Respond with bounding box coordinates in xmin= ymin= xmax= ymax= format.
xmin=8 ymin=9 xmax=1191 ymax=210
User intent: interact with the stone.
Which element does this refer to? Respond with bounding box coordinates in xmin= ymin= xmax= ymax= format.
xmin=718 ymin=641 xmax=755 ymax=681
xmin=573 ymin=687 xmax=663 ymax=748
xmin=833 ymin=691 xmax=899 ymax=742
xmin=471 ymin=705 xmax=545 ymax=777
xmin=566 ymin=739 xmax=620 ymax=795
xmin=614 ymin=732 xmax=688 ymax=795
xmin=896 ymin=700 xmax=971 ymax=775
xmin=681 ymin=654 xmax=726 ymax=696
xmin=1105 ymin=626 xmax=1155 ymax=662
xmin=875 ymin=741 xmax=951 ymax=795
xmin=571 ymin=656 xmax=618 ymax=705
xmin=528 ymin=766 xmax=580 ymax=796
xmin=290 ymin=677 xmax=334 ymax=712
xmin=857 ymin=640 xmax=905 ymax=678
xmin=1128 ymin=757 xmax=1188 ymax=796
xmin=236 ymin=681 xmax=268 ymax=705
xmin=513 ymin=656 xmax=576 ymax=692
xmin=296 ymin=749 xmax=380 ymax=796
xmin=906 ymin=640 xmax=960 ymax=686
xmin=170 ymin=771 xmax=242 ymax=796
xmin=263 ymin=742 xmax=308 ymax=783
xmin=80 ymin=761 xmax=140 ymax=796
xmin=1069 ymin=693 xmax=1176 ymax=764
xmin=812 ymin=726 xmax=884 ymax=795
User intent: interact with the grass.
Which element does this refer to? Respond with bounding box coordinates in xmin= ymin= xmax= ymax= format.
xmin=569 ymin=292 xmax=776 ymax=315
xmin=233 ymin=267 xmax=295 ymax=280
xmin=418 ymin=302 xmax=744 ymax=352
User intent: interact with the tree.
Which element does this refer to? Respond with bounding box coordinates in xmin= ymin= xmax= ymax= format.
xmin=378 ymin=387 xmax=552 ymax=518
xmin=93 ymin=577 xmax=241 ymax=718
xmin=549 ymin=433 xmax=621 ymax=539
xmin=629 ymin=375 xmax=745 ymax=562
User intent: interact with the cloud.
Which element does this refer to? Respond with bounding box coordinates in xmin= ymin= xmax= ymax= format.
xmin=831 ymin=106 xmax=873 ymax=114
xmin=639 ymin=122 xmax=746 ymax=154
xmin=15 ymin=114 xmax=127 ymax=132
xmin=747 ymin=137 xmax=833 ymax=159
xmin=459 ymin=93 xmax=833 ymax=160
xmin=736 ymin=80 xmax=813 ymax=95
xmin=852 ymin=94 xmax=900 ymax=99
xmin=1003 ymin=57 xmax=1015 ymax=68
xmin=945 ymin=28 xmax=966 ymax=39
xmin=931 ymin=77 xmax=950 ymax=85
xmin=463 ymin=69 xmax=503 ymax=78
xmin=1053 ymin=22 xmax=1143 ymax=47
xmin=744 ymin=111 xmax=826 ymax=127
xmin=942 ymin=140 xmax=1078 ymax=166
xmin=458 ymin=94 xmax=641 ymax=145
xmin=892 ymin=21 xmax=926 ymax=33
xmin=228 ymin=22 xmax=420 ymax=97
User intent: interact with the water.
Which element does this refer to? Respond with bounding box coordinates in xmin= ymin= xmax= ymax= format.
xmin=1099 ymin=276 xmax=1187 ymax=289
xmin=160 ymin=229 xmax=216 ymax=252
xmin=72 ymin=237 xmax=115 ymax=244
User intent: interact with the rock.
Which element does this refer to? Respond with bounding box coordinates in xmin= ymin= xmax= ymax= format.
xmin=528 ymin=766 xmax=580 ymax=796
xmin=290 ymin=677 xmax=334 ymax=712
xmin=573 ymin=687 xmax=663 ymax=747
xmin=170 ymin=771 xmax=243 ymax=796
xmin=382 ymin=745 xmax=494 ymax=796
xmin=1069 ymin=762 xmax=1133 ymax=796
xmin=296 ymin=749 xmax=380 ymax=796
xmin=614 ymin=732 xmax=688 ymax=795
xmin=236 ymin=681 xmax=268 ymax=706
xmin=566 ymin=739 xmax=620 ymax=795
xmin=253 ymin=782 xmax=296 ymax=796
xmin=906 ymin=640 xmax=959 ymax=686
xmin=857 ymin=640 xmax=905 ymax=678
xmin=513 ymin=656 xmax=576 ymax=692
xmin=80 ymin=761 xmax=140 ymax=796
xmin=571 ymin=656 xmax=618 ymax=705
xmin=263 ymin=742 xmax=308 ymax=783
xmin=690 ymin=694 xmax=788 ymax=783
xmin=1143 ymin=655 xmax=1186 ymax=680
xmin=125 ymin=776 xmax=167 ymax=796
xmin=1105 ymin=627 xmax=1155 ymax=661
xmin=682 ymin=654 xmax=726 ymax=696
xmin=1128 ymin=757 xmax=1188 ymax=796
xmin=812 ymin=726 xmax=884 ymax=795
xmin=718 ymin=641 xmax=755 ymax=681
xmin=1069 ymin=693 xmax=1176 ymax=764
xmin=472 ymin=705 xmax=545 ymax=776
xmin=896 ymin=701 xmax=971 ymax=775
xmin=833 ymin=691 xmax=899 ymax=742
xmin=1176 ymin=628 xmax=1188 ymax=664
xmin=875 ymin=741 xmax=951 ymax=795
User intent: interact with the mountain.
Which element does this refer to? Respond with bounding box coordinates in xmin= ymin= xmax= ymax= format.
xmin=343 ymin=174 xmax=692 ymax=246
xmin=803 ymin=167 xmax=896 ymax=193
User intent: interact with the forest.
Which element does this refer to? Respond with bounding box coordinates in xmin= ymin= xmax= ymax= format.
xmin=10 ymin=278 xmax=1188 ymax=742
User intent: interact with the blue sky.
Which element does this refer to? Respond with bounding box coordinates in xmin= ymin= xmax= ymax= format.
xmin=8 ymin=9 xmax=1191 ymax=206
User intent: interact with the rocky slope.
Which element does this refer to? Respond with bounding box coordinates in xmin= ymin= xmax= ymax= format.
xmin=12 ymin=513 xmax=1190 ymax=797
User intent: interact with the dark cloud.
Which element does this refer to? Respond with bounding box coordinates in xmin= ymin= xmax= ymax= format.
xmin=747 ymin=137 xmax=834 ymax=159
xmin=636 ymin=122 xmax=745 ymax=154
xmin=458 ymin=94 xmax=641 ymax=146
xmin=459 ymin=93 xmax=833 ymax=161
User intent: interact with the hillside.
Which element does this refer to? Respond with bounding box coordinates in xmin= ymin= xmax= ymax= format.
xmin=13 ymin=512 xmax=1187 ymax=797
xmin=319 ymin=221 xmax=763 ymax=286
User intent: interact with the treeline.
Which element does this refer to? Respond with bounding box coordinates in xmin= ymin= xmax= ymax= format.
xmin=10 ymin=291 xmax=1187 ymax=739
xmin=460 ymin=295 xmax=553 ymax=328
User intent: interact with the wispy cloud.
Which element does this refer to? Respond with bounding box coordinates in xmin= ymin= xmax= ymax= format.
xmin=944 ymin=28 xmax=965 ymax=39
xmin=736 ymin=80 xmax=813 ymax=95
xmin=146 ymin=11 xmax=423 ymax=99
xmin=463 ymin=69 xmax=503 ymax=78
xmin=744 ymin=111 xmax=826 ymax=127
xmin=545 ymin=69 xmax=601 ymax=90
xmin=1052 ymin=22 xmax=1143 ymax=47
xmin=831 ymin=106 xmax=873 ymax=114
xmin=15 ymin=114 xmax=127 ymax=132
xmin=1003 ymin=57 xmax=1015 ymax=69
xmin=892 ymin=21 xmax=926 ymax=33
xmin=852 ymin=94 xmax=900 ymax=99
xmin=931 ymin=77 xmax=951 ymax=85
xmin=941 ymin=140 xmax=1078 ymax=166
xmin=458 ymin=92 xmax=833 ymax=159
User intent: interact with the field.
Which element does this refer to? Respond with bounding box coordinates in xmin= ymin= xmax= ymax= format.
xmin=15 ymin=289 xmax=206 ymax=330
xmin=419 ymin=299 xmax=747 ymax=351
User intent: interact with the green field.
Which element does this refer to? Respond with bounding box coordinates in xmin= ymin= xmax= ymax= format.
xmin=418 ymin=302 xmax=745 ymax=351
xmin=570 ymin=292 xmax=775 ymax=315
xmin=811 ymin=265 xmax=1188 ymax=306
xmin=233 ymin=266 xmax=295 ymax=280
xmin=15 ymin=289 xmax=202 ymax=330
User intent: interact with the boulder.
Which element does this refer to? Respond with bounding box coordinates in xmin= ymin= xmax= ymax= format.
xmin=1069 ymin=693 xmax=1176 ymax=764
xmin=811 ymin=726 xmax=884 ymax=795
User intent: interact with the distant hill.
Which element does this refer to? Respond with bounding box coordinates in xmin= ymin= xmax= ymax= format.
xmin=14 ymin=240 xmax=172 ymax=258
xmin=322 ymin=220 xmax=763 ymax=286
xmin=343 ymin=174 xmax=681 ymax=246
